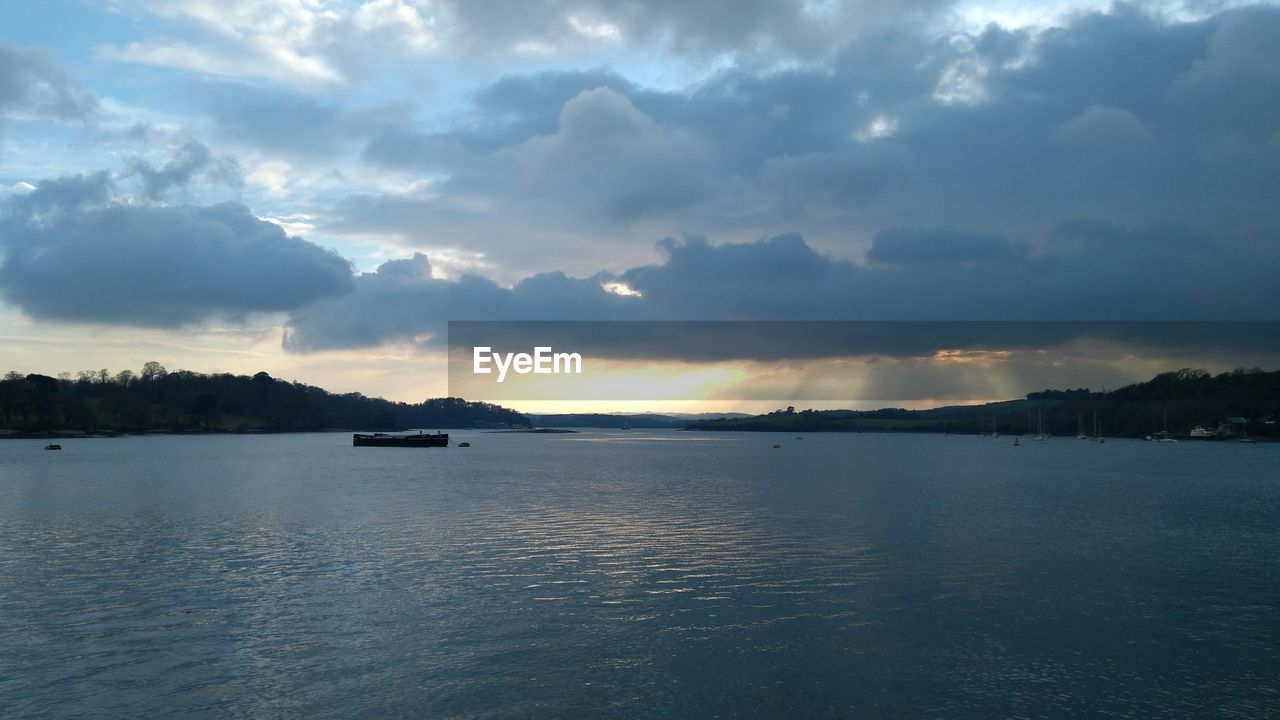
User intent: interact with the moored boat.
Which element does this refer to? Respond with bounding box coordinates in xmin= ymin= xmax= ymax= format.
xmin=353 ymin=432 xmax=449 ymax=447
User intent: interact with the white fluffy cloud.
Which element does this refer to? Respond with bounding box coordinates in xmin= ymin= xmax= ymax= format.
xmin=103 ymin=0 xmax=439 ymax=85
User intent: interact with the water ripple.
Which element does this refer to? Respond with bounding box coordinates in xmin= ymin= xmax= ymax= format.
xmin=0 ymin=432 xmax=1276 ymax=718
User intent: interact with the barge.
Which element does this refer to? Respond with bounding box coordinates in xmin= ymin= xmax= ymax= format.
xmin=353 ymin=431 xmax=449 ymax=447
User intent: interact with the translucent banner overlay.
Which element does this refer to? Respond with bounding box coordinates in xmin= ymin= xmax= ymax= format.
xmin=447 ymin=321 xmax=1280 ymax=405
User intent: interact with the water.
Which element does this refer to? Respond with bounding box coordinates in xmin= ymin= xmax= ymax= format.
xmin=1 ymin=431 xmax=1277 ymax=718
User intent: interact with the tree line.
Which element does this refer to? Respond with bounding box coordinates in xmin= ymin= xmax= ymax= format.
xmin=0 ymin=363 xmax=530 ymax=434
xmin=687 ymin=368 xmax=1280 ymax=438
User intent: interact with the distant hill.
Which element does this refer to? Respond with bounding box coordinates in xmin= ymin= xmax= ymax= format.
xmin=0 ymin=366 xmax=530 ymax=435
xmin=530 ymin=413 xmax=687 ymax=429
xmin=528 ymin=411 xmax=753 ymax=429
xmin=686 ymin=368 xmax=1280 ymax=440
xmin=524 ymin=409 xmax=752 ymax=425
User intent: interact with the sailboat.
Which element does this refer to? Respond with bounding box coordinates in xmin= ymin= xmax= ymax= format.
xmin=1093 ymin=411 xmax=1105 ymax=444
xmin=1154 ymin=409 xmax=1179 ymax=442
xmin=1076 ymin=412 xmax=1088 ymax=440
xmin=1033 ymin=409 xmax=1048 ymax=441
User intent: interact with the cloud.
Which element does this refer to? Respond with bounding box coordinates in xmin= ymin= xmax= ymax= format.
xmin=1170 ymin=5 xmax=1280 ymax=142
xmin=333 ymin=86 xmax=728 ymax=274
xmin=337 ymin=4 xmax=1280 ymax=283
xmin=281 ymin=226 xmax=1280 ymax=353
xmin=126 ymin=140 xmax=243 ymax=200
xmin=359 ymin=68 xmax=643 ymax=170
xmin=435 ymin=0 xmax=954 ymax=60
xmin=443 ymin=319 xmax=1280 ymax=369
xmin=352 ymin=0 xmax=439 ymax=52
xmin=11 ymin=2 xmax=1280 ymax=350
xmin=0 ymin=44 xmax=98 ymax=121
xmin=491 ymin=87 xmax=712 ymax=223
xmin=867 ymin=227 xmax=1024 ymax=265
xmin=103 ymin=0 xmax=439 ymax=86
xmin=104 ymin=0 xmax=961 ymax=79
xmin=193 ymin=82 xmax=388 ymax=158
xmin=284 ymin=253 xmax=507 ymax=351
xmin=282 ymin=252 xmax=640 ymax=351
xmin=1179 ymin=5 xmax=1280 ymax=88
xmin=0 ymin=172 xmax=352 ymax=326
xmin=759 ymin=146 xmax=913 ymax=215
xmin=1051 ymin=105 xmax=1153 ymax=144
xmin=110 ymin=39 xmax=343 ymax=86
xmin=416 ymin=84 xmax=714 ymax=225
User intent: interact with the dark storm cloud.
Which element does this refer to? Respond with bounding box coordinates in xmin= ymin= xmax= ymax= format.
xmin=445 ymin=320 xmax=1280 ymax=368
xmin=282 ymin=252 xmax=638 ymax=351
xmin=0 ymin=43 xmax=97 ymax=121
xmin=126 ymin=140 xmax=243 ymax=200
xmin=282 ymin=228 xmax=1280 ymax=354
xmin=759 ymin=146 xmax=914 ymax=215
xmin=279 ymin=245 xmax=685 ymax=353
xmin=867 ymin=227 xmax=1023 ymax=265
xmin=626 ymin=229 xmax=1279 ymax=322
xmin=0 ymin=173 xmax=352 ymax=327
xmin=607 ymin=232 xmax=1121 ymax=321
xmin=888 ymin=5 xmax=1280 ymax=231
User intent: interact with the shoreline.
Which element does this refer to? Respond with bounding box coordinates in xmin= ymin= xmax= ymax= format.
xmin=0 ymin=427 xmax=525 ymax=440
xmin=4 ymin=427 xmax=1270 ymax=442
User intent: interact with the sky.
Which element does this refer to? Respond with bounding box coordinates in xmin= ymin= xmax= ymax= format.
xmin=1 ymin=0 xmax=1278 ymax=408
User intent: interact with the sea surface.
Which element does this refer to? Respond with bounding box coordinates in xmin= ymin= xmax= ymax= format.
xmin=1 ymin=431 xmax=1277 ymax=718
